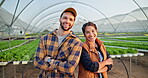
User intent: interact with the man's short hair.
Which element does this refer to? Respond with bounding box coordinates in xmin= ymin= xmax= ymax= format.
xmin=60 ymin=7 xmax=77 ymax=19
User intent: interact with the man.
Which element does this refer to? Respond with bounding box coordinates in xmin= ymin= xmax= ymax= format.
xmin=34 ymin=7 xmax=82 ymax=78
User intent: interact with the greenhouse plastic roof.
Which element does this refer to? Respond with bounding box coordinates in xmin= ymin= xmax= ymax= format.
xmin=0 ymin=0 xmax=148 ymax=34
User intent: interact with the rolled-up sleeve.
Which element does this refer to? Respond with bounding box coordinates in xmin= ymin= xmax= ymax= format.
xmin=34 ymin=37 xmax=50 ymax=70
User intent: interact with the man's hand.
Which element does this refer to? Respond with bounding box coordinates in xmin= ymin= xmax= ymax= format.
xmin=44 ymin=56 xmax=51 ymax=62
xmin=44 ymin=56 xmax=54 ymax=71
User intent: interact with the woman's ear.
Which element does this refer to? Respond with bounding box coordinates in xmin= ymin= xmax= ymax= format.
xmin=83 ymin=33 xmax=85 ymax=37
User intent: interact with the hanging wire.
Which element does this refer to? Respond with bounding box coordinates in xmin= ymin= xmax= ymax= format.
xmin=118 ymin=58 xmax=129 ymax=78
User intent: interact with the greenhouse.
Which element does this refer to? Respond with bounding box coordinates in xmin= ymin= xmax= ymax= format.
xmin=0 ymin=0 xmax=148 ymax=78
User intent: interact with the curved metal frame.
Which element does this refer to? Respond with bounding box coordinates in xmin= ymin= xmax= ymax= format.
xmin=38 ymin=17 xmax=87 ymax=32
xmin=24 ymin=1 xmax=114 ymax=33
xmin=113 ymin=13 xmax=147 ymax=32
xmin=4 ymin=0 xmax=147 ymax=33
xmin=31 ymin=10 xmax=89 ymax=32
xmin=133 ymin=0 xmax=148 ymax=21
xmin=35 ymin=16 xmax=59 ymax=31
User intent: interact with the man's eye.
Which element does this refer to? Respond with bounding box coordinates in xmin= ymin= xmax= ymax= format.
xmin=69 ymin=18 xmax=74 ymax=21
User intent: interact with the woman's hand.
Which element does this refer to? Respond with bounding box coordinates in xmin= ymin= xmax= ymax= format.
xmin=96 ymin=58 xmax=113 ymax=73
xmin=98 ymin=58 xmax=113 ymax=70
xmin=104 ymin=58 xmax=113 ymax=65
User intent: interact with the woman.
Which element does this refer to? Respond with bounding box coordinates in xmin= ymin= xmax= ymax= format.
xmin=78 ymin=22 xmax=113 ymax=78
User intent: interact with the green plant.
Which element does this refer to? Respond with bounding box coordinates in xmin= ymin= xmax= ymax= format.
xmin=0 ymin=39 xmax=39 ymax=61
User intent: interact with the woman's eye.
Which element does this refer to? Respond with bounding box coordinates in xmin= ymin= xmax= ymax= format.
xmin=85 ymin=31 xmax=89 ymax=34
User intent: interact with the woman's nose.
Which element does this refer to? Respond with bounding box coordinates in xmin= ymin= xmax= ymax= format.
xmin=89 ymin=32 xmax=93 ymax=36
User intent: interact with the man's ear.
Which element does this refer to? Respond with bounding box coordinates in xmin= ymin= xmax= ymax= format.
xmin=59 ymin=17 xmax=61 ymax=22
xmin=74 ymin=17 xmax=76 ymax=21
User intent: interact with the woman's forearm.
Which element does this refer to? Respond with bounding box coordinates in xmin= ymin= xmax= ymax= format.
xmin=96 ymin=66 xmax=108 ymax=73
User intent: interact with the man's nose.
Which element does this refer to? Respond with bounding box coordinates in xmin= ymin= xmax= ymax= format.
xmin=65 ymin=19 xmax=70 ymax=23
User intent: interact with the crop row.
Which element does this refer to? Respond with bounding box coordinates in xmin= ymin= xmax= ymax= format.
xmin=0 ymin=40 xmax=27 ymax=50
xmin=80 ymin=38 xmax=139 ymax=55
xmin=106 ymin=47 xmax=138 ymax=55
xmin=0 ymin=36 xmax=143 ymax=61
xmin=0 ymin=39 xmax=39 ymax=61
xmin=104 ymin=41 xmax=148 ymax=50
xmin=80 ymin=37 xmax=148 ymax=50
xmin=104 ymin=36 xmax=148 ymax=41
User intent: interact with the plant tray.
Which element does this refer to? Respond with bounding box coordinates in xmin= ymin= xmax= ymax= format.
xmin=0 ymin=62 xmax=8 ymax=66
xmin=13 ymin=61 xmax=20 ymax=65
xmin=22 ymin=61 xmax=28 ymax=64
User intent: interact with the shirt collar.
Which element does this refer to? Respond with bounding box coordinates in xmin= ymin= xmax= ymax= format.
xmin=50 ymin=29 xmax=77 ymax=38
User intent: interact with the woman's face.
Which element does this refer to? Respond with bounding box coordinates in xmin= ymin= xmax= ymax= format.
xmin=84 ymin=26 xmax=97 ymax=42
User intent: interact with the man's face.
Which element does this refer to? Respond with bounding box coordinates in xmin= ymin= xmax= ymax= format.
xmin=59 ymin=12 xmax=75 ymax=31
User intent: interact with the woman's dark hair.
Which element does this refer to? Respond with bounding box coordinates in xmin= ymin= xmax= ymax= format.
xmin=82 ymin=22 xmax=97 ymax=34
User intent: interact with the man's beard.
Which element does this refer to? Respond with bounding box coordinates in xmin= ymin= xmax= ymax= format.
xmin=60 ymin=23 xmax=72 ymax=31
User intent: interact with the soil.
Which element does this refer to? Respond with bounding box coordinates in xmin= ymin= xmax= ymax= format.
xmin=0 ymin=52 xmax=147 ymax=78
xmin=108 ymin=52 xmax=148 ymax=78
